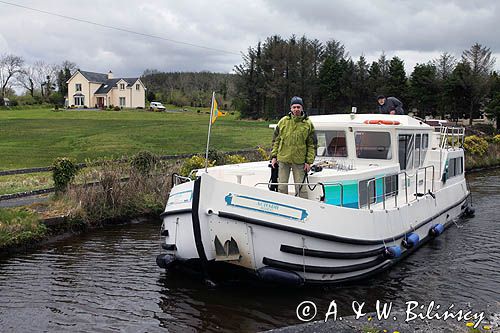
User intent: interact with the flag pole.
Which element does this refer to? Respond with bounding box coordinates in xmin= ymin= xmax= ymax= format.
xmin=204 ymin=91 xmax=215 ymax=172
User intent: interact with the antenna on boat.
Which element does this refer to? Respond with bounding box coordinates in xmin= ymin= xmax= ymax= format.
xmin=350 ymin=106 xmax=357 ymax=119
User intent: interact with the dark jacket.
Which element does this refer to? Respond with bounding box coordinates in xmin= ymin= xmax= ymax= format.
xmin=271 ymin=113 xmax=316 ymax=165
xmin=377 ymin=97 xmax=404 ymax=115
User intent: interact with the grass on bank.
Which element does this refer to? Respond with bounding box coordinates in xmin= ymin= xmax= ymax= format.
xmin=0 ymin=107 xmax=273 ymax=170
xmin=0 ymin=207 xmax=47 ymax=249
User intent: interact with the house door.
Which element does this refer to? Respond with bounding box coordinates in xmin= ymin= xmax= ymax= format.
xmin=97 ymin=97 xmax=104 ymax=108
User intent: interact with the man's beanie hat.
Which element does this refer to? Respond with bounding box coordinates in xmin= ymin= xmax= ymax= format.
xmin=377 ymin=95 xmax=385 ymax=100
xmin=290 ymin=96 xmax=304 ymax=107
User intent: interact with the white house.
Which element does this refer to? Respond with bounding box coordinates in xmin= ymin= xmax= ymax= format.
xmin=66 ymin=70 xmax=146 ymax=108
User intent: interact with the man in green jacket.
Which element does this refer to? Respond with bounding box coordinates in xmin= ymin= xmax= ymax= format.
xmin=271 ymin=96 xmax=316 ymax=198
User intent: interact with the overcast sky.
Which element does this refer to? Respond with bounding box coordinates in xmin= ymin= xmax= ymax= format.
xmin=1 ymin=0 xmax=499 ymax=77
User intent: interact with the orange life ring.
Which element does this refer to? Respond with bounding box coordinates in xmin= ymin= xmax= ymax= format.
xmin=364 ymin=119 xmax=401 ymax=125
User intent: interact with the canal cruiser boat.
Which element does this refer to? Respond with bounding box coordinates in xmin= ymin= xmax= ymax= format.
xmin=156 ymin=114 xmax=474 ymax=285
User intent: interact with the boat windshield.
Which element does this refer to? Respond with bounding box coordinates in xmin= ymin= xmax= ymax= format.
xmin=355 ymin=131 xmax=392 ymax=159
xmin=316 ymin=130 xmax=348 ymax=157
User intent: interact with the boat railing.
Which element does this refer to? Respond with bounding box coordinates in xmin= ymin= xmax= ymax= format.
xmin=366 ymin=171 xmax=409 ymax=210
xmin=254 ymin=181 xmax=327 ymax=203
xmin=439 ymin=126 xmax=465 ymax=149
xmin=414 ymin=165 xmax=435 ymax=195
xmin=172 ymin=173 xmax=192 ymax=186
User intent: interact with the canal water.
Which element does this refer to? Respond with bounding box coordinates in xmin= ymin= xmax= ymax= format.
xmin=1 ymin=169 xmax=499 ymax=332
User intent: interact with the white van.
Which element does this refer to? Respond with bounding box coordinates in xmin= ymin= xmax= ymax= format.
xmin=150 ymin=102 xmax=166 ymax=111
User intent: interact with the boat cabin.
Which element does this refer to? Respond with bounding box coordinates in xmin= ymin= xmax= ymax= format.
xmin=190 ymin=114 xmax=465 ymax=211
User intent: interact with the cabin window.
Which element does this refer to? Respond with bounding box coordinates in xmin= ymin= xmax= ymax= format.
xmin=447 ymin=157 xmax=463 ymax=178
xmin=415 ymin=134 xmax=421 ymax=166
xmin=358 ymin=174 xmax=398 ymax=208
xmin=398 ymin=134 xmax=414 ymax=170
xmin=358 ymin=178 xmax=376 ymax=207
xmin=384 ymin=174 xmax=399 ymax=197
xmin=355 ymin=131 xmax=392 ymax=159
xmin=413 ymin=133 xmax=429 ymax=167
xmin=420 ymin=134 xmax=429 ymax=166
xmin=316 ymin=131 xmax=347 ymax=157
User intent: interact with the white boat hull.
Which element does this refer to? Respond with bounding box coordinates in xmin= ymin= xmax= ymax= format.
xmin=158 ymin=173 xmax=471 ymax=285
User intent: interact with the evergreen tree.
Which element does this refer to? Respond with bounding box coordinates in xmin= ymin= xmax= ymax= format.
xmin=387 ymin=56 xmax=407 ymax=99
xmin=353 ymin=55 xmax=371 ymax=112
xmin=461 ymin=43 xmax=496 ymax=124
xmin=409 ymin=63 xmax=439 ymax=117
xmin=433 ymin=52 xmax=457 ymax=119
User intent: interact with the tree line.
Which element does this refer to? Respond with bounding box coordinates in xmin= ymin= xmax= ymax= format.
xmin=2 ymin=38 xmax=499 ymax=128
xmin=234 ymin=35 xmax=499 ymax=127
xmin=0 ymin=54 xmax=77 ymax=106
xmin=140 ymin=69 xmax=236 ymax=109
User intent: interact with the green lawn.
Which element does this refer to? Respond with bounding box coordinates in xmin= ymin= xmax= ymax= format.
xmin=0 ymin=107 xmax=273 ymax=170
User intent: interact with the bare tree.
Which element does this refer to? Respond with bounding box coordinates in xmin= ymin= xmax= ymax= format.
xmin=59 ymin=60 xmax=77 ymax=75
xmin=18 ymin=60 xmax=58 ymax=98
xmin=0 ymin=54 xmax=24 ymax=97
xmin=18 ymin=64 xmax=37 ymax=97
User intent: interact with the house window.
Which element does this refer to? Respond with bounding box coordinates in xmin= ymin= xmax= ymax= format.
xmin=74 ymin=96 xmax=84 ymax=106
xmin=119 ymin=97 xmax=126 ymax=107
xmin=136 ymin=84 xmax=140 ymax=91
xmin=75 ymin=83 xmax=82 ymax=91
xmin=355 ymin=131 xmax=392 ymax=159
xmin=120 ymin=83 xmax=125 ymax=90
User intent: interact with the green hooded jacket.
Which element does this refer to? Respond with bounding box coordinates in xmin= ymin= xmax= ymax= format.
xmin=271 ymin=113 xmax=316 ymax=165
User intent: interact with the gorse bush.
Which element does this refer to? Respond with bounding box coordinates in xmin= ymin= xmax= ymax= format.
xmin=207 ymin=148 xmax=225 ymax=165
xmin=180 ymin=155 xmax=214 ymax=177
xmin=493 ymin=134 xmax=500 ymax=144
xmin=52 ymin=157 xmax=78 ymax=192
xmin=463 ymin=135 xmax=489 ymax=156
xmin=130 ymin=150 xmax=159 ymax=175
xmin=256 ymin=146 xmax=269 ymax=160
xmin=225 ymin=154 xmax=249 ymax=164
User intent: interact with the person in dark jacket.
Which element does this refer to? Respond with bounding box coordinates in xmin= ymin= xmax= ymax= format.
xmin=377 ymin=95 xmax=405 ymax=115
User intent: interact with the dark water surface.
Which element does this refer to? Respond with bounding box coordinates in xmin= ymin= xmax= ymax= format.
xmin=1 ymin=169 xmax=499 ymax=332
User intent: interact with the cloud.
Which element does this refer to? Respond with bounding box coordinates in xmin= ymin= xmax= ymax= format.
xmin=0 ymin=0 xmax=499 ymax=78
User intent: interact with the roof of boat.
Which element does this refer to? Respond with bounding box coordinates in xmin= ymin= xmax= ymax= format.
xmin=270 ymin=114 xmax=432 ymax=130
xmin=310 ymin=114 xmax=431 ymax=128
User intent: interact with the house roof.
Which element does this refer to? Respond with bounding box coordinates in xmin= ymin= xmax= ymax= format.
xmin=94 ymin=77 xmax=139 ymax=94
xmin=79 ymin=70 xmax=108 ymax=83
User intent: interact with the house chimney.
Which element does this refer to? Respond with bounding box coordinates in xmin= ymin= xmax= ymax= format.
xmin=108 ymin=70 xmax=113 ymax=79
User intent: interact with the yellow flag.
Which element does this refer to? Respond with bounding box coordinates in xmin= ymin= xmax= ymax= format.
xmin=211 ymin=96 xmax=226 ymax=124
